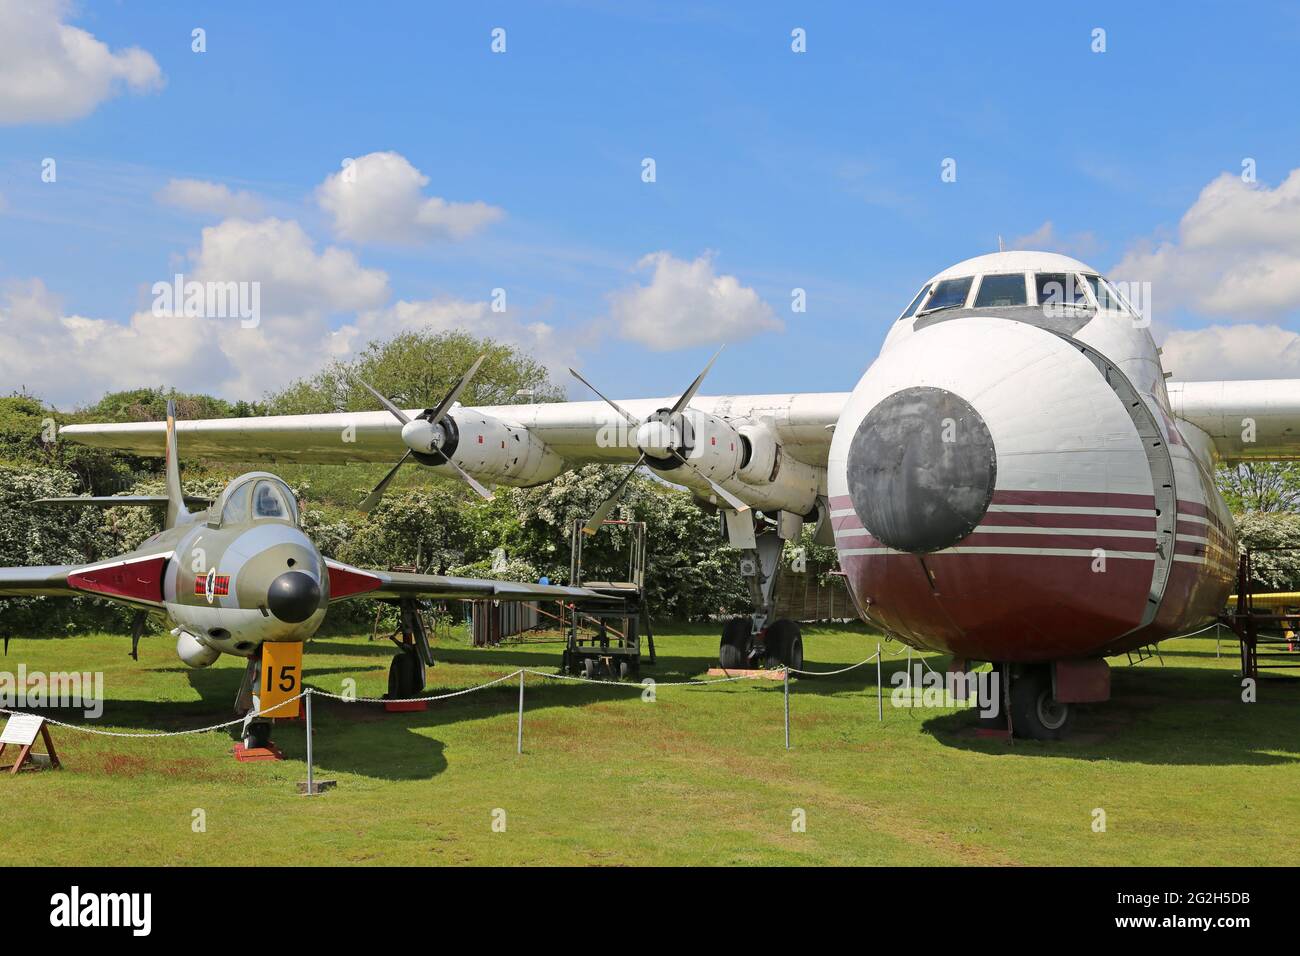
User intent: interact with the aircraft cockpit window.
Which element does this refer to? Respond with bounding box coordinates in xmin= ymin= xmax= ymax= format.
xmin=252 ymin=481 xmax=293 ymax=521
xmin=1034 ymin=273 xmax=1088 ymax=308
xmin=899 ymin=283 xmax=933 ymax=320
xmin=220 ymin=484 xmax=251 ymax=526
xmin=973 ymin=273 xmax=1029 ymax=307
xmin=1084 ymin=275 xmax=1127 ymax=312
xmin=917 ymin=277 xmax=972 ymax=315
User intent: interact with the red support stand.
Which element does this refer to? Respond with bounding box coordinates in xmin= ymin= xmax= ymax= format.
xmin=233 ymin=742 xmax=284 ymax=762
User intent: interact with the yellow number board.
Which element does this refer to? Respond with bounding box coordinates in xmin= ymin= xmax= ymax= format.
xmin=261 ymin=642 xmax=303 ymax=718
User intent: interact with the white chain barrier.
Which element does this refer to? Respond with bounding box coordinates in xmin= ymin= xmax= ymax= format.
xmin=0 ymin=690 xmax=308 ymax=738
xmin=0 ymin=650 xmax=882 ymax=740
xmin=0 ymin=618 xmax=1236 ymax=743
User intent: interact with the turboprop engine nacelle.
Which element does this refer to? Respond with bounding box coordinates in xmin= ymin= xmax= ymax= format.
xmin=176 ymin=629 xmax=221 ymax=668
xmin=404 ymin=408 xmax=566 ymax=488
xmin=645 ymin=412 xmax=822 ymax=517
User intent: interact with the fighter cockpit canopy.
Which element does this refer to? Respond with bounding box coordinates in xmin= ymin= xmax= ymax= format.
xmin=211 ymin=473 xmax=300 ymax=527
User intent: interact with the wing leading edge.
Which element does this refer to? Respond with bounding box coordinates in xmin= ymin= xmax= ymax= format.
xmin=58 ymin=392 xmax=848 ymax=468
xmin=324 ymin=559 xmax=619 ymax=604
xmin=1169 ymin=379 xmax=1300 ymax=461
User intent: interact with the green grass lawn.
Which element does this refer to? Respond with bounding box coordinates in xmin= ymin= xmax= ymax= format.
xmin=2 ymin=621 xmax=1298 ymax=865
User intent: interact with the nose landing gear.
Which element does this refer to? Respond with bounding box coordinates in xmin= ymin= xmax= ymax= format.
xmin=999 ymin=664 xmax=1074 ymax=740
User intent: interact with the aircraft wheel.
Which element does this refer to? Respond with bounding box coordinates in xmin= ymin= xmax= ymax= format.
xmin=765 ymin=619 xmax=803 ymax=670
xmin=1009 ymin=667 xmax=1073 ymax=740
xmin=618 ymin=660 xmax=630 ymax=680
xmin=719 ymin=617 xmax=750 ymax=669
xmin=583 ymin=657 xmax=597 ymax=680
xmin=387 ymin=647 xmax=425 ymax=698
xmin=243 ymin=720 xmax=272 ymax=750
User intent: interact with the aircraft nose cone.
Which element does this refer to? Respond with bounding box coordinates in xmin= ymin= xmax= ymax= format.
xmin=267 ymin=571 xmax=321 ymax=623
xmin=846 ymin=386 xmax=996 ymax=553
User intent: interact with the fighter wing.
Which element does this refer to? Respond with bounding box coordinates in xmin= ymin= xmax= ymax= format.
xmin=324 ymin=559 xmax=619 ymax=604
xmin=1169 ymin=380 xmax=1300 ymax=461
xmin=58 ymin=392 xmax=849 ymax=469
xmin=0 ymin=565 xmax=76 ymax=598
xmin=0 ymin=550 xmax=171 ymax=608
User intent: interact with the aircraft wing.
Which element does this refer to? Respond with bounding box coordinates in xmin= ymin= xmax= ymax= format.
xmin=58 ymin=392 xmax=848 ymax=468
xmin=325 ymin=560 xmax=620 ymax=604
xmin=1169 ymin=380 xmax=1300 ymax=461
xmin=0 ymin=565 xmax=77 ymax=598
xmin=0 ymin=551 xmax=172 ymax=607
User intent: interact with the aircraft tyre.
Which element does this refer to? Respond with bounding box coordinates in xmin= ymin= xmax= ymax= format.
xmin=388 ymin=647 xmax=425 ymax=698
xmin=719 ymin=617 xmax=750 ymax=669
xmin=1009 ymin=666 xmax=1073 ymax=740
xmin=765 ymin=619 xmax=803 ymax=671
xmin=243 ymin=720 xmax=272 ymax=750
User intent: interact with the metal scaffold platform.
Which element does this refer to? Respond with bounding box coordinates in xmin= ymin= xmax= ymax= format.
xmin=1219 ymin=546 xmax=1300 ymax=682
xmin=561 ymin=518 xmax=655 ymax=680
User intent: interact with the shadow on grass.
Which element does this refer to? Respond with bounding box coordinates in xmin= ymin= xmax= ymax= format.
xmin=922 ymin=664 xmax=1300 ymax=767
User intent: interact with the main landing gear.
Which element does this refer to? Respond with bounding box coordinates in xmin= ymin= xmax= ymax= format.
xmin=716 ymin=508 xmax=812 ymax=671
xmin=720 ymin=616 xmax=804 ymax=670
xmin=384 ymin=598 xmax=435 ymax=699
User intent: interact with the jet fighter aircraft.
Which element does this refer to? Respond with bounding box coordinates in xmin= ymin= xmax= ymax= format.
xmin=59 ymin=251 xmax=1300 ymax=737
xmin=0 ymin=402 xmax=611 ymax=747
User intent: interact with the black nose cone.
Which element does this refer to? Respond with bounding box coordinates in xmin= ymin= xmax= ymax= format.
xmin=267 ymin=571 xmax=321 ymax=623
xmin=846 ymin=386 xmax=996 ymax=553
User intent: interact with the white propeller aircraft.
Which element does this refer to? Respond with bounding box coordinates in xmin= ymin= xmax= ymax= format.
xmin=62 ymin=251 xmax=1300 ymax=737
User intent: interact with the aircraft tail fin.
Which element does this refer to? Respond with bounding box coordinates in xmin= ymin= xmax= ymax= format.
xmin=163 ymin=399 xmax=189 ymax=529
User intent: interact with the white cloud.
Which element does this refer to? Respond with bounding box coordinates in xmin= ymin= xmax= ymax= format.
xmin=1010 ymin=220 xmax=1100 ymax=260
xmin=0 ymin=280 xmax=214 ymax=407
xmin=0 ymin=218 xmax=393 ymax=405
xmin=0 ymin=216 xmax=574 ymax=405
xmin=316 ymin=151 xmax=505 ymax=245
xmin=0 ymin=0 xmax=163 ymax=124
xmin=189 ymin=217 xmax=388 ymax=315
xmin=334 ymin=297 xmax=574 ymax=374
xmin=156 ymin=179 xmax=264 ymax=219
xmin=1114 ymin=169 xmax=1300 ymax=319
xmin=1160 ymin=324 xmax=1300 ymax=382
xmin=610 ymin=251 xmax=782 ymax=350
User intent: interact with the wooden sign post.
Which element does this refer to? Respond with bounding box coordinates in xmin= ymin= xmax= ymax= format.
xmin=0 ymin=713 xmax=61 ymax=774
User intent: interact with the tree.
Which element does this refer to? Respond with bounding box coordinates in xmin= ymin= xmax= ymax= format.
xmin=70 ymin=387 xmax=254 ymax=424
xmin=265 ymin=330 xmax=565 ymax=415
xmin=0 ymin=465 xmax=121 ymax=634
xmin=1234 ymin=512 xmax=1300 ymax=591
xmin=1217 ymin=462 xmax=1300 ymax=513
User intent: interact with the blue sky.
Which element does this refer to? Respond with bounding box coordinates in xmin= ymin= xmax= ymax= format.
xmin=2 ymin=0 xmax=1299 ymax=407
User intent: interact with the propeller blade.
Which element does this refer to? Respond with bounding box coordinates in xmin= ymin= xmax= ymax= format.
xmin=584 ymin=454 xmax=646 ymax=534
xmin=353 ymin=376 xmax=411 ymax=425
xmin=444 ymin=455 xmax=495 ymax=501
xmin=669 ymin=345 xmax=724 ymax=415
xmin=668 ymin=448 xmax=750 ymax=513
xmin=360 ymin=450 xmax=413 ymax=512
xmin=569 ymin=367 xmax=642 ymax=429
xmin=426 ymin=354 xmax=486 ymax=425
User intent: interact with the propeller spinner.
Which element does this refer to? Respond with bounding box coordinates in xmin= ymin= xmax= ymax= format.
xmin=356 ymin=355 xmax=495 ymax=511
xmin=569 ymin=347 xmax=751 ymax=534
